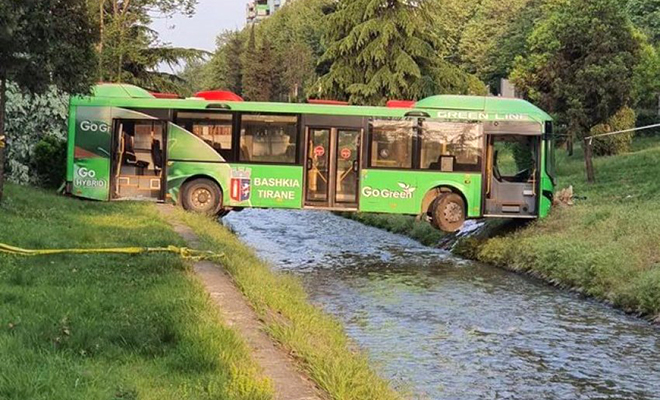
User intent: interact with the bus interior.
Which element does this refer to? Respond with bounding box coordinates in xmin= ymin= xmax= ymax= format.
xmin=111 ymin=120 xmax=165 ymax=201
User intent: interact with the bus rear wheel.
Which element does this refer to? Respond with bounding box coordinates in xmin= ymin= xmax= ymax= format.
xmin=431 ymin=193 xmax=466 ymax=233
xmin=181 ymin=178 xmax=223 ymax=216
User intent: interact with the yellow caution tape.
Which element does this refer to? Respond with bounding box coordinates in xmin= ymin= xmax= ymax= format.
xmin=0 ymin=243 xmax=224 ymax=262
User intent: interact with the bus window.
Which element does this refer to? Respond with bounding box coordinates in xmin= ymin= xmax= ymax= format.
xmin=421 ymin=121 xmax=483 ymax=172
xmin=177 ymin=112 xmax=234 ymax=161
xmin=239 ymin=114 xmax=298 ymax=163
xmin=370 ymin=119 xmax=415 ymax=169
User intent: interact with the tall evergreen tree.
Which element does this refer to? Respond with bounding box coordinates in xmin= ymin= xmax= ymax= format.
xmin=242 ymin=27 xmax=263 ymax=101
xmin=317 ymin=0 xmax=443 ymax=105
xmin=205 ymin=31 xmax=244 ymax=94
xmin=0 ymin=0 xmax=98 ymax=202
xmin=223 ymin=32 xmax=245 ymax=95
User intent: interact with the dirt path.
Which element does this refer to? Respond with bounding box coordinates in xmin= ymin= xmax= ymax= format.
xmin=157 ymin=206 xmax=322 ymax=400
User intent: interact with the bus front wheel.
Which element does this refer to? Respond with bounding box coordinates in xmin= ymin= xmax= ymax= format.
xmin=431 ymin=193 xmax=465 ymax=233
xmin=181 ymin=178 xmax=223 ymax=216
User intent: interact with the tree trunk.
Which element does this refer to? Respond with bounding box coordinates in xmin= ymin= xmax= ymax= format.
xmin=0 ymin=76 xmax=7 ymax=203
xmin=99 ymin=0 xmax=105 ymax=81
xmin=583 ymin=138 xmax=595 ymax=183
xmin=567 ymin=136 xmax=574 ymax=156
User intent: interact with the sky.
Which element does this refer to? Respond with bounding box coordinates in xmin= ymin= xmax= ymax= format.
xmin=151 ymin=0 xmax=249 ymax=53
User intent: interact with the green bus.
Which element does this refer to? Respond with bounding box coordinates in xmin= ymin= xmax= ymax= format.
xmin=66 ymin=83 xmax=556 ymax=232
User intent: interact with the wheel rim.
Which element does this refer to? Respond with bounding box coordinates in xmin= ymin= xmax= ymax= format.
xmin=191 ymin=187 xmax=213 ymax=210
xmin=443 ymin=202 xmax=463 ymax=223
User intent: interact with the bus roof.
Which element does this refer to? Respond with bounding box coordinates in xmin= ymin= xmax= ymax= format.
xmin=72 ymin=84 xmax=552 ymax=122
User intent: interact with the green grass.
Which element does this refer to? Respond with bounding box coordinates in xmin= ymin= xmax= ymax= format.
xmin=0 ymin=184 xmax=272 ymax=400
xmin=177 ymin=210 xmax=402 ymax=400
xmin=460 ymin=136 xmax=660 ymax=321
xmin=339 ymin=212 xmax=446 ymax=247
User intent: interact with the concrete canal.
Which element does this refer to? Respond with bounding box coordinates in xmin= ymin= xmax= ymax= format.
xmin=225 ymin=210 xmax=660 ymax=400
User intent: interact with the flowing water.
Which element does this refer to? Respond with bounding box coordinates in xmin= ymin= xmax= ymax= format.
xmin=224 ymin=209 xmax=660 ymax=400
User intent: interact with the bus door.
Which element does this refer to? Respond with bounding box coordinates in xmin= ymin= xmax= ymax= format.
xmin=483 ymin=122 xmax=542 ymax=218
xmin=111 ymin=120 xmax=167 ymax=201
xmin=304 ymin=127 xmax=361 ymax=209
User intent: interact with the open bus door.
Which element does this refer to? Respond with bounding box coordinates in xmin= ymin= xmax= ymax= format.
xmin=483 ymin=121 xmax=542 ymax=218
xmin=111 ymin=120 xmax=167 ymax=201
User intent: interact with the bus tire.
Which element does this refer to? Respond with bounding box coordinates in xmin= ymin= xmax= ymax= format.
xmin=431 ymin=193 xmax=465 ymax=233
xmin=181 ymin=178 xmax=223 ymax=216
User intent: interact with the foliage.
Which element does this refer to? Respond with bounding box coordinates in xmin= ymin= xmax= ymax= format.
xmin=511 ymin=0 xmax=642 ymax=141
xmin=456 ymin=0 xmax=531 ymax=84
xmin=632 ymin=43 xmax=660 ymax=111
xmin=4 ymin=84 xmax=69 ymax=186
xmin=590 ymin=106 xmax=636 ymax=156
xmin=0 ymin=0 xmax=98 ymax=95
xmin=0 ymin=0 xmax=97 ymax=201
xmin=627 ymin=0 xmax=660 ymax=45
xmin=0 ymin=184 xmax=272 ymax=399
xmin=96 ymin=0 xmax=206 ymax=94
xmin=636 ymin=109 xmax=660 ymax=136
xmin=33 ymin=135 xmax=67 ymax=188
xmin=241 ymin=27 xmax=278 ymax=102
xmin=317 ymin=0 xmax=485 ymax=105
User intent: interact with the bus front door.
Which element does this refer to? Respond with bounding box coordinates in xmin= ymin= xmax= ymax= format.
xmin=484 ymin=134 xmax=539 ymax=218
xmin=305 ymin=127 xmax=361 ymax=210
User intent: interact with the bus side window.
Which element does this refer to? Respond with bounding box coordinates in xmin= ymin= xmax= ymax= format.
xmin=176 ymin=112 xmax=234 ymax=162
xmin=239 ymin=114 xmax=298 ymax=164
xmin=420 ymin=121 xmax=483 ymax=173
xmin=369 ymin=119 xmax=415 ymax=169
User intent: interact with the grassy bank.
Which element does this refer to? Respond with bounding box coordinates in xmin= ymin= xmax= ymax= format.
xmin=0 ymin=184 xmax=271 ymax=400
xmin=178 ymin=210 xmax=402 ymax=400
xmin=463 ymin=138 xmax=660 ymax=321
xmin=346 ymin=137 xmax=660 ymax=322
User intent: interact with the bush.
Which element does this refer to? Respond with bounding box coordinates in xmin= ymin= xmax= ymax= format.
xmin=591 ymin=106 xmax=636 ymax=156
xmin=636 ymin=108 xmax=660 ymax=136
xmin=33 ymin=135 xmax=67 ymax=188
xmin=4 ymin=83 xmax=69 ymax=185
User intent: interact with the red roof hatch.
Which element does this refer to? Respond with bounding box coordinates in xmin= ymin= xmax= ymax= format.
xmin=195 ymin=90 xmax=244 ymax=102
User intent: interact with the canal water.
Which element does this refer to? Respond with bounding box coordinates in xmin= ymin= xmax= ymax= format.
xmin=224 ymin=209 xmax=660 ymax=400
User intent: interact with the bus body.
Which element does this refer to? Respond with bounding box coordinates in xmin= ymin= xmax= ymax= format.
xmin=67 ymin=84 xmax=556 ymax=232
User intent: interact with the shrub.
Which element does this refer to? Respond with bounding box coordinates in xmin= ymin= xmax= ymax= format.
xmin=591 ymin=106 xmax=636 ymax=156
xmin=33 ymin=135 xmax=67 ymax=188
xmin=4 ymin=83 xmax=69 ymax=185
xmin=636 ymin=108 xmax=660 ymax=136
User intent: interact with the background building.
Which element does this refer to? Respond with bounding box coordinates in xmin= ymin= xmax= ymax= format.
xmin=246 ymin=0 xmax=289 ymax=24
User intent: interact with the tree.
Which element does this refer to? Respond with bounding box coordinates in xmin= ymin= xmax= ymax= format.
xmin=511 ymin=0 xmax=642 ymax=147
xmin=486 ymin=0 xmax=548 ymax=89
xmin=317 ymin=0 xmax=484 ymax=105
xmin=457 ymin=0 xmax=531 ymax=84
xmin=0 ymin=0 xmax=98 ymax=202
xmin=241 ymin=28 xmax=278 ymax=101
xmin=627 ymin=0 xmax=660 ymax=45
xmin=96 ymin=0 xmax=205 ymax=94
xmin=242 ymin=27 xmax=263 ymax=101
xmin=205 ymin=31 xmax=244 ymax=95
xmin=317 ymin=0 xmax=441 ymax=105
